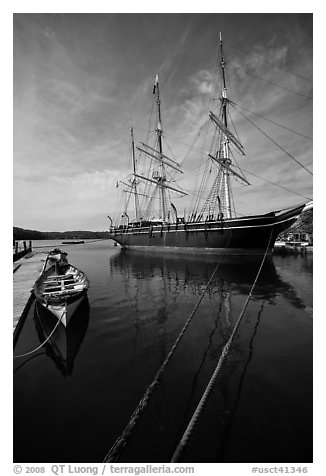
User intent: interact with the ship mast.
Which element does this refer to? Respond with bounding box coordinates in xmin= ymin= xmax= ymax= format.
xmin=219 ymin=32 xmax=232 ymax=219
xmin=153 ymin=75 xmax=168 ymax=222
xmin=200 ymin=32 xmax=249 ymax=221
xmin=131 ymin=126 xmax=140 ymax=221
xmin=134 ymin=75 xmax=186 ymax=223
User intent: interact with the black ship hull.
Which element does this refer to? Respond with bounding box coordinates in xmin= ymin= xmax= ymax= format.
xmin=109 ymin=204 xmax=305 ymax=255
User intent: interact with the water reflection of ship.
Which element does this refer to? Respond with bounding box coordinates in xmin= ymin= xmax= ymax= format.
xmin=115 ymin=252 xmax=173 ymax=366
xmin=34 ymin=296 xmax=90 ymax=376
xmin=110 ymin=250 xmax=306 ymax=309
xmin=108 ymin=251 xmax=310 ymax=462
xmin=109 ymin=250 xmax=306 ymax=405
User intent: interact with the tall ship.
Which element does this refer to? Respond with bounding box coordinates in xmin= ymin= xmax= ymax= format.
xmin=108 ymin=34 xmax=310 ymax=255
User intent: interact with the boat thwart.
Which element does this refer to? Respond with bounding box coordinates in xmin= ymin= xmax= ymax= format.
xmin=34 ymin=251 xmax=89 ymax=327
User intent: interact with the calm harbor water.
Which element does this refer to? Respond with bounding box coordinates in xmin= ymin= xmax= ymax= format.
xmin=13 ymin=240 xmax=313 ymax=463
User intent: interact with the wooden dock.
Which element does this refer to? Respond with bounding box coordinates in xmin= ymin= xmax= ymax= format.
xmin=13 ymin=240 xmax=33 ymax=262
xmin=273 ymin=241 xmax=313 ymax=255
xmin=13 ymin=251 xmax=45 ymax=331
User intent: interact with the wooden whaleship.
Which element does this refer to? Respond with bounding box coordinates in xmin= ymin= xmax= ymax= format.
xmin=108 ymin=34 xmax=307 ymax=255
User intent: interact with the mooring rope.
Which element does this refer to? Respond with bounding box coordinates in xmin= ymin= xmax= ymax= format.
xmin=103 ymin=235 xmax=232 ymax=463
xmin=170 ymin=232 xmax=272 ymax=462
xmin=13 ymin=302 xmax=67 ymax=358
xmin=217 ymin=300 xmax=265 ymax=460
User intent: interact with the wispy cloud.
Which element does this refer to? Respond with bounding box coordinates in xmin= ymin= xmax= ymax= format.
xmin=14 ymin=13 xmax=312 ymax=230
xmin=14 ymin=168 xmax=121 ymax=231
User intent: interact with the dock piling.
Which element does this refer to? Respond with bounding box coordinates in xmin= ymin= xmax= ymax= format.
xmin=13 ymin=240 xmax=33 ymax=262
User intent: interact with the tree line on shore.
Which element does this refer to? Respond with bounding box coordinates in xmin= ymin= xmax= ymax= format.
xmin=13 ymin=226 xmax=110 ymax=241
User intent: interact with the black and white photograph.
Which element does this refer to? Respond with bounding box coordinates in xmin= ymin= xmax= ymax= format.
xmin=12 ymin=10 xmax=313 ymax=468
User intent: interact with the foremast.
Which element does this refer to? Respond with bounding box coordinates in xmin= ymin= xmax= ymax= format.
xmin=134 ymin=75 xmax=186 ymax=223
xmin=131 ymin=127 xmax=140 ymax=221
xmin=118 ymin=127 xmax=141 ymax=225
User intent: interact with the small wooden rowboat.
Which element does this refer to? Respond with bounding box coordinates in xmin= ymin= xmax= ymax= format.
xmin=34 ymin=257 xmax=89 ymax=327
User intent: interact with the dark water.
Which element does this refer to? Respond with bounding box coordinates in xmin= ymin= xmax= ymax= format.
xmin=13 ymin=240 xmax=313 ymax=463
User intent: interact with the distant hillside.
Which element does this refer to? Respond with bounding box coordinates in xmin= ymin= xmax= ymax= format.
xmin=278 ymin=208 xmax=313 ymax=240
xmin=290 ymin=208 xmax=313 ymax=233
xmin=13 ymin=226 xmax=110 ymax=241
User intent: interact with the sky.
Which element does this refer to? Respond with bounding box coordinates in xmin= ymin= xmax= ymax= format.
xmin=13 ymin=12 xmax=313 ymax=232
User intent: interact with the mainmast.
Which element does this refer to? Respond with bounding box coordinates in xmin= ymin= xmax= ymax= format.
xmin=220 ymin=32 xmax=228 ymax=128
xmin=219 ymin=32 xmax=232 ymax=219
xmin=153 ymin=74 xmax=168 ymax=222
xmin=199 ymin=33 xmax=249 ymax=221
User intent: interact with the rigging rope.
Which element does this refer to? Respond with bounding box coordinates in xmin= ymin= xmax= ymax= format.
xmin=230 ymin=101 xmax=313 ymax=141
xmin=240 ymin=166 xmax=312 ymax=201
xmin=231 ymin=103 xmax=313 ymax=176
xmin=13 ymin=352 xmax=45 ymax=374
xmin=103 ymin=235 xmax=232 ymax=463
xmin=13 ymin=302 xmax=67 ymax=358
xmin=246 ymin=71 xmax=313 ymax=101
xmin=170 ymin=232 xmax=273 ymax=462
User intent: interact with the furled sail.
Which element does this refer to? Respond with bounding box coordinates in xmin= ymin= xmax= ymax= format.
xmin=209 ymin=111 xmax=246 ymax=156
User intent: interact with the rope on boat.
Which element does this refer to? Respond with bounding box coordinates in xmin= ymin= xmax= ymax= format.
xmin=13 ymin=302 xmax=67 ymax=359
xmin=170 ymin=231 xmax=272 ymax=462
xmin=103 ymin=235 xmax=232 ymax=463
